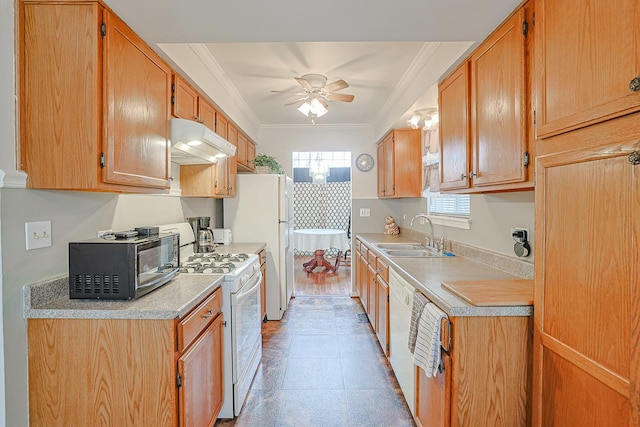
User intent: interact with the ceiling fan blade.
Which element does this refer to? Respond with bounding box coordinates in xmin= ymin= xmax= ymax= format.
xmin=324 ymin=79 xmax=349 ymax=93
xmin=295 ymin=77 xmax=313 ymax=91
xmin=318 ymin=98 xmax=329 ymax=109
xmin=326 ymin=93 xmax=355 ymax=102
xmin=284 ymin=97 xmax=308 ymax=106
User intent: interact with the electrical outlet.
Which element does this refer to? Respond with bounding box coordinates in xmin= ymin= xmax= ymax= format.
xmin=97 ymin=229 xmax=113 ymax=237
xmin=510 ymin=227 xmax=530 ymax=240
xmin=359 ymin=208 xmax=371 ymax=217
xmin=25 ymin=221 xmax=52 ymax=250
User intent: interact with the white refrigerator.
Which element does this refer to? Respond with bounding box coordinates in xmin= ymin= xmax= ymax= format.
xmin=224 ymin=174 xmax=294 ymax=320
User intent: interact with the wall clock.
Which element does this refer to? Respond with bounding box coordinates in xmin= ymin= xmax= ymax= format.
xmin=355 ymin=153 xmax=374 ymax=172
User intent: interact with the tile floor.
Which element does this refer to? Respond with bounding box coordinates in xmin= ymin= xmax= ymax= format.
xmin=215 ymin=295 xmax=416 ymax=427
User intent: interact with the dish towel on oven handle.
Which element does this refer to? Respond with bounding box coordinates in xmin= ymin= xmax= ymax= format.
xmin=408 ymin=292 xmax=429 ymax=354
xmin=414 ymin=302 xmax=448 ymax=378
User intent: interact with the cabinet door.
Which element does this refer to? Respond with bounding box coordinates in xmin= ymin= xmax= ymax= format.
xmin=376 ymin=141 xmax=386 ymax=197
xmin=534 ymin=144 xmax=639 ymax=426
xmin=173 ymin=75 xmax=198 ymax=121
xmin=215 ymin=113 xmax=228 ymax=140
xmin=20 ymin=2 xmax=103 ymax=190
xmin=535 ymin=0 xmax=640 ymax=138
xmin=178 ymin=314 xmax=224 ymax=427
xmin=367 ymin=264 xmax=377 ymax=326
xmin=376 ymin=276 xmax=389 ymax=356
xmin=247 ymin=140 xmax=256 ymax=170
xmin=470 ymin=8 xmax=528 ymax=187
xmin=103 ymin=11 xmax=171 ymax=189
xmin=416 ymin=353 xmax=451 ymax=427
xmin=227 ymin=124 xmax=238 ymax=196
xmin=439 ymin=63 xmax=470 ymax=191
xmin=237 ymin=132 xmax=248 ymax=167
xmin=383 ymin=134 xmax=395 ymax=197
xmin=199 ymin=99 xmax=216 ymax=130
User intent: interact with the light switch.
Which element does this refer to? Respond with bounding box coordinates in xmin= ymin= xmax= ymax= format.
xmin=359 ymin=208 xmax=371 ymax=217
xmin=25 ymin=221 xmax=52 ymax=250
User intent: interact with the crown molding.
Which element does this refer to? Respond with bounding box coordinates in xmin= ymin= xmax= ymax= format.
xmin=0 ymin=169 xmax=27 ymax=189
xmin=374 ymin=42 xmax=441 ymax=126
xmin=188 ymin=43 xmax=262 ymax=132
xmin=259 ymin=123 xmax=373 ymax=131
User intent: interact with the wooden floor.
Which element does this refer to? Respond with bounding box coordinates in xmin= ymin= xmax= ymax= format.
xmin=293 ymin=255 xmax=352 ymax=296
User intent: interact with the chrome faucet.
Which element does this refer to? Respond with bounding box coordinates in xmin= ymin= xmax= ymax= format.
xmin=410 ymin=214 xmax=436 ymax=250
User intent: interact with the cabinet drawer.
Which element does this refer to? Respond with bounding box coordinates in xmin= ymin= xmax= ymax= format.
xmin=355 ymin=240 xmax=361 ymax=253
xmin=375 ymin=258 xmax=389 ymax=283
xmin=177 ymin=288 xmax=222 ymax=352
xmin=367 ymin=250 xmax=377 ymax=265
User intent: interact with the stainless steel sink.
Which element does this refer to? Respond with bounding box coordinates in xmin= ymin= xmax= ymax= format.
xmin=375 ymin=243 xmax=426 ymax=250
xmin=382 ymin=248 xmax=446 ymax=258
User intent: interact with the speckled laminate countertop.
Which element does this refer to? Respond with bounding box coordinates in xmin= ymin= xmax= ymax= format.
xmin=24 ymin=242 xmax=267 ymax=320
xmin=356 ymin=234 xmax=533 ymax=317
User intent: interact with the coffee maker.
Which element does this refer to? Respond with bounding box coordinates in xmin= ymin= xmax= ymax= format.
xmin=187 ymin=216 xmax=215 ymax=253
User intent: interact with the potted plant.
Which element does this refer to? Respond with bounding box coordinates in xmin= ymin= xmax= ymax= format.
xmin=252 ymin=154 xmax=284 ymax=174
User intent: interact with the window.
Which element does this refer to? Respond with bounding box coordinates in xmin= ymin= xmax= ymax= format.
xmin=428 ymin=194 xmax=470 ymax=217
xmin=425 ymin=192 xmax=471 ymax=229
xmin=292 ymin=151 xmax=351 ymax=183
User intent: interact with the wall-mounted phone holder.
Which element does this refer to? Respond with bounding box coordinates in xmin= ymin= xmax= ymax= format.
xmin=512 ymin=229 xmax=531 ymax=257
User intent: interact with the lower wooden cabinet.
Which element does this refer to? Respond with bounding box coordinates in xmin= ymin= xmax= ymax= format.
xmin=178 ymin=314 xmax=224 ymax=427
xmin=415 ymin=315 xmax=532 ymax=427
xmin=416 ymin=352 xmax=451 ymax=427
xmin=259 ymin=249 xmax=267 ymax=321
xmin=27 ymin=287 xmax=224 ymax=426
xmin=356 ymin=239 xmax=389 ymax=355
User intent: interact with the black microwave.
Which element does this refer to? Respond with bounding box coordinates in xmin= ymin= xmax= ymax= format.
xmin=69 ymin=232 xmax=179 ymax=300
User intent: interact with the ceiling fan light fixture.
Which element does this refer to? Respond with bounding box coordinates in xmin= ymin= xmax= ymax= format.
xmin=297 ymin=101 xmax=312 ymax=117
xmin=309 ymin=98 xmax=328 ymax=117
xmin=406 ymin=114 xmax=421 ymax=129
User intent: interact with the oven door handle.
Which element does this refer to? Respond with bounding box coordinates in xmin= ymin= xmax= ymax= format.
xmin=233 ymin=271 xmax=263 ymax=303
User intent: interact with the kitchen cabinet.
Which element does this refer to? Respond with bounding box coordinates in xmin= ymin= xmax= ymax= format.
xmin=20 ymin=1 xmax=172 ymax=193
xmin=415 ymin=313 xmax=531 ymax=427
xmin=376 ymin=129 xmax=422 ymax=198
xmin=534 ymin=0 xmax=640 ymax=138
xmin=259 ymin=249 xmax=267 ymax=322
xmin=213 ymin=114 xmax=233 ymax=197
xmin=172 ymin=74 xmax=217 ymax=130
xmin=438 ymin=2 xmax=534 ymax=193
xmin=237 ymin=131 xmax=256 ymax=172
xmin=225 ymin=124 xmax=238 ymax=197
xmin=533 ymin=115 xmax=640 ymax=426
xmin=416 ymin=352 xmax=451 ymax=427
xmin=28 ymin=287 xmax=225 ymax=426
xmin=439 ymin=63 xmax=471 ymax=191
xmin=356 ymin=239 xmax=389 ymax=354
xmin=374 ymin=257 xmax=389 ymax=356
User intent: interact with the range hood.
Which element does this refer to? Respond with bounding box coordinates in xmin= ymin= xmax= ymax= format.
xmin=170 ymin=118 xmax=237 ymax=165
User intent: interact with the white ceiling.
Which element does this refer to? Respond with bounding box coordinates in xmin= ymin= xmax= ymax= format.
xmin=104 ymin=0 xmax=522 ymax=138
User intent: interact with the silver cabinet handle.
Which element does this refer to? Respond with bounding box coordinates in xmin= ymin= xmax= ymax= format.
xmin=630 ymin=77 xmax=640 ymax=92
xmin=460 ymin=173 xmax=466 ymax=180
xmin=469 ymin=171 xmax=477 ymax=178
xmin=202 ymin=309 xmax=214 ymax=319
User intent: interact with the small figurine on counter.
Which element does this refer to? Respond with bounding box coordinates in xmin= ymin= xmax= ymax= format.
xmin=384 ymin=216 xmax=400 ymax=235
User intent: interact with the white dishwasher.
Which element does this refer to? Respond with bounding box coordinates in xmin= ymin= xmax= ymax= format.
xmin=388 ymin=267 xmax=416 ymax=415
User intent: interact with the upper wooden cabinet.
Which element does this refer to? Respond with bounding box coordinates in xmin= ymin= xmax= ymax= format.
xmin=439 ymin=63 xmax=471 ymax=191
xmin=376 ymin=129 xmax=422 ymax=198
xmin=172 ymin=74 xmax=217 ymax=130
xmin=20 ymin=1 xmax=171 ymax=192
xmin=439 ymin=2 xmax=534 ymax=193
xmin=535 ymin=0 xmax=640 ymax=138
xmin=237 ymin=131 xmax=256 ymax=172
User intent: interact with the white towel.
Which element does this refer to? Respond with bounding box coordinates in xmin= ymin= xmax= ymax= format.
xmin=413 ymin=302 xmax=448 ymax=378
xmin=408 ymin=292 xmax=429 ymax=354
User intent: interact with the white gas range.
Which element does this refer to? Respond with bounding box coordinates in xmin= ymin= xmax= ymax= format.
xmin=160 ymin=223 xmax=262 ymax=420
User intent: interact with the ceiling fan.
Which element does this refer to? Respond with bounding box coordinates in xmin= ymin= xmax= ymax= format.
xmin=273 ymin=74 xmax=355 ymax=119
